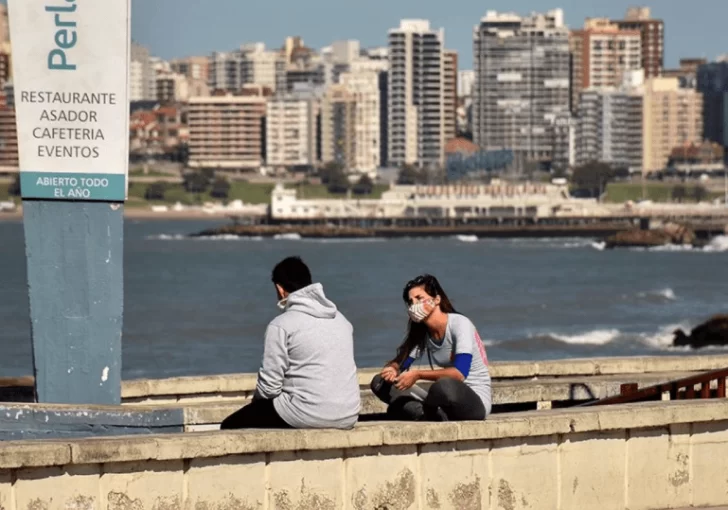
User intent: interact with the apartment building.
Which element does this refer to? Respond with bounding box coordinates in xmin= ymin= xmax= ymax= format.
xmin=473 ymin=10 xmax=571 ymax=169
xmin=443 ymin=50 xmax=458 ymax=145
xmin=208 ymin=51 xmax=243 ymax=92
xmin=614 ymin=7 xmax=664 ymax=78
xmin=240 ymin=43 xmax=286 ymax=93
xmin=697 ymin=59 xmax=728 ymax=149
xmin=642 ymin=77 xmax=703 ymax=173
xmin=321 ymin=85 xmax=357 ymax=171
xmin=570 ymin=18 xmax=642 ymax=112
xmin=156 ymin=72 xmax=190 ymax=103
xmin=187 ymin=88 xmax=268 ymax=170
xmin=350 ymin=58 xmax=389 ymax=168
xmin=266 ymin=89 xmax=321 ymax=169
xmin=130 ymin=43 xmax=155 ymax=101
xmin=576 ymin=86 xmax=644 ymax=171
xmin=0 ymin=106 xmax=18 ymax=171
xmin=388 ymin=19 xmax=445 ymax=169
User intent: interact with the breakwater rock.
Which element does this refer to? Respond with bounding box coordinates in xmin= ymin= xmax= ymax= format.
xmin=604 ymin=223 xmax=698 ymax=249
xmin=673 ymin=316 xmax=728 ymax=349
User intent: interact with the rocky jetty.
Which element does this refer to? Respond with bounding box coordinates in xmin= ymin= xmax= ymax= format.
xmin=604 ymin=223 xmax=697 ymax=249
xmin=673 ymin=316 xmax=728 ymax=349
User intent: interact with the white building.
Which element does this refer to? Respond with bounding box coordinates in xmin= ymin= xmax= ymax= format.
xmin=388 ymin=20 xmax=446 ymax=168
xmin=269 ymin=180 xmax=608 ymax=221
xmin=156 ymin=71 xmax=190 ymax=103
xmin=266 ymin=92 xmax=320 ymax=168
xmin=341 ymin=67 xmax=382 ymax=174
xmin=130 ymin=42 xmax=154 ymax=101
xmin=458 ymin=70 xmax=475 ymax=99
xmin=240 ymin=43 xmax=286 ymax=92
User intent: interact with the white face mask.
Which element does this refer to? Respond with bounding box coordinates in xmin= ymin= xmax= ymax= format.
xmin=277 ymin=297 xmax=288 ymax=311
xmin=408 ymin=299 xmax=434 ymax=323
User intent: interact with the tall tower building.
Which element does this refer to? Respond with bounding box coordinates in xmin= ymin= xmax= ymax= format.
xmin=321 ymin=85 xmax=357 ymax=171
xmin=130 ymin=43 xmax=154 ymax=101
xmin=443 ymin=50 xmax=458 ymax=144
xmin=473 ymin=10 xmax=571 ymax=169
xmin=387 ymin=20 xmax=445 ymax=169
xmin=570 ymin=18 xmax=642 ymax=112
xmin=697 ymin=59 xmax=728 ymax=150
xmin=0 ymin=4 xmax=9 ymax=44
xmin=613 ymin=7 xmax=664 ymax=78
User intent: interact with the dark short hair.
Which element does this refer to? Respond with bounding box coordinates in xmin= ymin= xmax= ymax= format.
xmin=271 ymin=256 xmax=312 ymax=293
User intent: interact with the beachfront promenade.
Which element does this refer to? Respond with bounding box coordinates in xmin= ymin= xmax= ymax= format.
xmin=2 ymin=355 xmax=728 ymax=509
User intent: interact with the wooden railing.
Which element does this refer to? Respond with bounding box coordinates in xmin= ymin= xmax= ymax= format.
xmin=581 ymin=368 xmax=728 ymax=407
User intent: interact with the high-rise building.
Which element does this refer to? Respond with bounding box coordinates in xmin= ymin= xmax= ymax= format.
xmin=458 ymin=70 xmax=475 ymax=99
xmin=241 ymin=43 xmax=287 ymax=93
xmin=473 ymin=10 xmax=571 ymax=169
xmin=187 ymin=88 xmax=268 ymax=170
xmin=569 ymin=18 xmax=642 ymax=112
xmin=208 ymin=51 xmax=243 ymax=92
xmin=576 ymin=82 xmax=644 ymax=171
xmin=0 ymin=48 xmax=10 ymax=87
xmin=351 ymin=58 xmax=389 ymax=168
xmin=614 ymin=7 xmax=664 ymax=78
xmin=130 ymin=43 xmax=155 ymax=101
xmin=664 ymin=58 xmax=707 ymax=89
xmin=171 ymin=56 xmax=209 ymax=83
xmin=0 ymin=106 xmax=18 ymax=171
xmin=697 ymin=59 xmax=728 ymax=150
xmin=156 ymin=72 xmax=190 ymax=103
xmin=443 ymin=50 xmax=458 ymax=144
xmin=388 ymin=19 xmax=445 ymax=168
xmin=329 ymin=65 xmax=384 ymax=173
xmin=642 ymin=77 xmax=703 ymax=173
xmin=266 ymin=88 xmax=321 ymax=168
xmin=321 ymin=85 xmax=357 ymax=171
xmin=0 ymin=5 xmax=9 ymax=44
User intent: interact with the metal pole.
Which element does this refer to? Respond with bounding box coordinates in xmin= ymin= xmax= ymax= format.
xmin=9 ymin=0 xmax=130 ymax=404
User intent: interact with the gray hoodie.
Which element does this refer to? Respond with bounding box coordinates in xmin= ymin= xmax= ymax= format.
xmin=255 ymin=283 xmax=360 ymax=429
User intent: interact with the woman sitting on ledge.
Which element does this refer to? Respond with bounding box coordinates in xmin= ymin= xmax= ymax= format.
xmin=371 ymin=274 xmax=492 ymax=421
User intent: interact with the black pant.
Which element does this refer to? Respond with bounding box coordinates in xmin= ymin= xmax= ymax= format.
xmin=220 ymin=398 xmax=292 ymax=430
xmin=371 ymin=375 xmax=486 ymax=422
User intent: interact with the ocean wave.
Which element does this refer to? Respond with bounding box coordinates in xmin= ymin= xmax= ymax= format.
xmin=704 ymin=235 xmax=728 ymax=252
xmin=455 ymin=235 xmax=479 ymax=243
xmin=146 ymin=234 xmax=263 ymax=241
xmin=636 ymin=288 xmax=676 ymax=302
xmin=273 ymin=233 xmax=302 ymax=241
xmin=551 ymin=329 xmax=621 ymax=346
xmin=638 ymin=323 xmax=690 ymax=349
xmin=591 ymin=241 xmax=606 ymax=251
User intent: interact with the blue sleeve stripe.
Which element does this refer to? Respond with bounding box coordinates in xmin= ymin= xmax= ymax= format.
xmin=453 ymin=353 xmax=473 ymax=378
xmin=401 ymin=357 xmax=415 ymax=371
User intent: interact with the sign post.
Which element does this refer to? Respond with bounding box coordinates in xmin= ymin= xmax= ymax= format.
xmin=8 ymin=0 xmax=130 ymax=404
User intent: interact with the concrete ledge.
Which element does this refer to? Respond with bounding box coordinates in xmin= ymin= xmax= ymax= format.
xmin=1 ymin=399 xmax=726 ymax=469
xmin=0 ymin=403 xmax=184 ymax=441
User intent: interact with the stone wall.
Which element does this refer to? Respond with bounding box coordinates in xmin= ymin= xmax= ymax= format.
xmin=2 ymin=400 xmax=728 ymax=509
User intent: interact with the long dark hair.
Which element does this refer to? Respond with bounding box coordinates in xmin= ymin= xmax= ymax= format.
xmin=391 ymin=274 xmax=458 ymax=366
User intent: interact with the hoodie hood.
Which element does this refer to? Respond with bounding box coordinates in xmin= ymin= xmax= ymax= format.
xmin=283 ymin=283 xmax=337 ymax=319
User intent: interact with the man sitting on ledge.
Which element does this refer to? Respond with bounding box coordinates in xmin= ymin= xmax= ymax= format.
xmin=221 ymin=256 xmax=360 ymax=430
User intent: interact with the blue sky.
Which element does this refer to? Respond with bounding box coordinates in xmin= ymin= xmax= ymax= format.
xmin=126 ymin=0 xmax=728 ymax=69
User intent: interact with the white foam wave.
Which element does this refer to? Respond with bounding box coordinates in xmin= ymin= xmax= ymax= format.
xmin=638 ymin=323 xmax=689 ymax=349
xmin=704 ymin=235 xmax=728 ymax=253
xmin=305 ymin=238 xmax=387 ymax=244
xmin=591 ymin=241 xmax=606 ymax=251
xmin=147 ymin=234 xmax=264 ymax=241
xmin=273 ymin=233 xmax=302 ymax=241
xmin=551 ymin=329 xmax=621 ymax=346
xmin=637 ymin=288 xmax=677 ymax=301
xmin=455 ymin=235 xmax=478 ymax=243
xmin=147 ymin=234 xmax=185 ymax=241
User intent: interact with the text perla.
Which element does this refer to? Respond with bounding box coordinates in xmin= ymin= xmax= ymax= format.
xmin=46 ymin=0 xmax=77 ymax=71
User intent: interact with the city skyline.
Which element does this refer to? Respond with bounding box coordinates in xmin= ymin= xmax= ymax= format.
xmin=124 ymin=0 xmax=728 ymax=69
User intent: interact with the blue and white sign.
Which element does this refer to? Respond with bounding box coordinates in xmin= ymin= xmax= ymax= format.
xmin=8 ymin=0 xmax=130 ymax=201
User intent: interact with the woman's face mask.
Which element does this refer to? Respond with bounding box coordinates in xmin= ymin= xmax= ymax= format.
xmin=408 ymin=299 xmax=435 ymax=323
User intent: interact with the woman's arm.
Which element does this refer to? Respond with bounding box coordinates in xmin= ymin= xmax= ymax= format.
xmin=415 ymin=367 xmax=465 ymax=383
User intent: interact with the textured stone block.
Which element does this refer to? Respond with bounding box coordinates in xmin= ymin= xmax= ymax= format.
xmin=269 ymin=450 xmax=344 ymax=509
xmin=345 ymin=445 xmax=418 ymax=510
xmin=560 ymin=431 xmax=626 ymax=510
xmin=692 ymin=421 xmax=728 ymax=508
xmin=419 ymin=441 xmax=489 ymax=510
xmin=187 ymin=454 xmax=266 ymax=510
xmin=627 ymin=425 xmax=692 ymax=510
xmin=15 ymin=465 xmax=100 ymax=510
xmin=101 ymin=460 xmax=184 ymax=510
xmin=490 ymin=435 xmax=558 ymax=510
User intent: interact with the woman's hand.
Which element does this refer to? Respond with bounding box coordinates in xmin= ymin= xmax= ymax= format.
xmin=381 ymin=365 xmax=398 ymax=383
xmin=395 ymin=370 xmax=420 ymax=390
